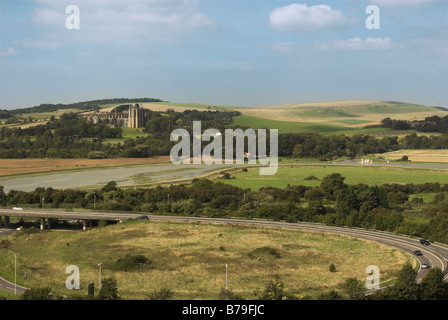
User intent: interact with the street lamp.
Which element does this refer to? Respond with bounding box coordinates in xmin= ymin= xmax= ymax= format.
xmin=98 ymin=263 xmax=102 ymax=289
xmin=14 ymin=253 xmax=18 ymax=295
xmin=42 ymin=197 xmax=44 ymax=210
xmin=225 ymin=264 xmax=228 ymax=290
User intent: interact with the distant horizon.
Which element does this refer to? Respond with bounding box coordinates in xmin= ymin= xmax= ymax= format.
xmin=1 ymin=0 xmax=447 ymax=110
xmin=2 ymin=97 xmax=447 ymax=112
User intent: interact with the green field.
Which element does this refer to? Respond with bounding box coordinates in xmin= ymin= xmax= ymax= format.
xmin=0 ymin=220 xmax=414 ymax=300
xmin=286 ymin=102 xmax=435 ymax=119
xmin=232 ymin=114 xmax=389 ymax=135
xmin=217 ymin=165 xmax=448 ymax=191
xmin=230 ymin=100 xmax=447 ymax=135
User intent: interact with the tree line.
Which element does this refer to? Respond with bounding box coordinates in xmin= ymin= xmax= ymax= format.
xmin=0 ymin=98 xmax=165 ymax=119
xmin=2 ymin=173 xmax=448 ymax=244
xmin=381 ymin=115 xmax=448 ymax=133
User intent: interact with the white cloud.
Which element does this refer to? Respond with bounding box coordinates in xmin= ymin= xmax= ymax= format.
xmin=367 ymin=0 xmax=439 ymax=7
xmin=31 ymin=0 xmax=218 ymax=44
xmin=0 ymin=47 xmax=18 ymax=56
xmin=269 ymin=3 xmax=346 ymax=32
xmin=262 ymin=42 xmax=299 ymax=53
xmin=22 ymin=39 xmax=60 ymax=50
xmin=321 ymin=37 xmax=397 ymax=51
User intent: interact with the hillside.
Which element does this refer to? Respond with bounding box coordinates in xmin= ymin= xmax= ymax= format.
xmin=102 ymin=100 xmax=446 ymax=135
xmin=232 ymin=100 xmax=447 ymax=126
xmin=3 ymin=99 xmax=447 ymax=136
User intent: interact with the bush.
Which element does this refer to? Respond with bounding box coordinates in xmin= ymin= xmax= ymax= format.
xmin=146 ymin=287 xmax=174 ymax=300
xmin=219 ymin=288 xmax=245 ymax=300
xmin=329 ymin=263 xmax=336 ymax=273
xmin=110 ymin=254 xmax=153 ymax=272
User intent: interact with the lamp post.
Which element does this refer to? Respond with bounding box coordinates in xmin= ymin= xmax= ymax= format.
xmin=14 ymin=253 xmax=18 ymax=295
xmin=225 ymin=264 xmax=228 ymax=290
xmin=98 ymin=263 xmax=102 ymax=289
xmin=42 ymin=197 xmax=44 ymax=210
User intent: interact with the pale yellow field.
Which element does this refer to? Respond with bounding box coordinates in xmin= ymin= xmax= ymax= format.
xmin=376 ymin=149 xmax=448 ymax=163
xmin=237 ymin=101 xmax=447 ymax=124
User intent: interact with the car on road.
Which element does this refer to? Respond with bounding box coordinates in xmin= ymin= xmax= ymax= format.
xmin=13 ymin=207 xmax=24 ymax=211
xmin=16 ymin=226 xmax=23 ymax=231
xmin=137 ymin=215 xmax=149 ymax=220
xmin=420 ymin=239 xmax=430 ymax=245
xmin=413 ymin=250 xmax=422 ymax=256
xmin=421 ymin=263 xmax=430 ymax=269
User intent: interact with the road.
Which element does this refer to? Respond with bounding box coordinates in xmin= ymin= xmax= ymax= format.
xmin=0 ymin=229 xmax=28 ymax=295
xmin=0 ymin=214 xmax=447 ymax=296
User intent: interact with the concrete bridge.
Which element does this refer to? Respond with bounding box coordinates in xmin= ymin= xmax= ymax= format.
xmin=0 ymin=208 xmax=141 ymax=230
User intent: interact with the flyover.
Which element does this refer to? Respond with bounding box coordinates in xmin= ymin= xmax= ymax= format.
xmin=0 ymin=208 xmax=140 ymax=230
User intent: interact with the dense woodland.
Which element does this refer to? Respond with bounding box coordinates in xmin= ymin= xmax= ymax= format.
xmin=380 ymin=115 xmax=448 ymax=133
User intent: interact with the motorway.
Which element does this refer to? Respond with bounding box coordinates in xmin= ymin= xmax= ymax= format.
xmin=0 ymin=213 xmax=447 ymax=296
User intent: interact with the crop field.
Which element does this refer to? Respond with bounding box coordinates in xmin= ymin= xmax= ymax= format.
xmin=0 ymin=220 xmax=414 ymax=300
xmin=233 ymin=101 xmax=446 ymax=124
xmin=232 ymin=114 xmax=392 ymax=135
xmin=217 ymin=165 xmax=448 ymax=191
xmin=375 ymin=149 xmax=448 ymax=163
xmin=0 ymin=156 xmax=170 ymax=176
xmin=229 ymin=101 xmax=448 ymax=135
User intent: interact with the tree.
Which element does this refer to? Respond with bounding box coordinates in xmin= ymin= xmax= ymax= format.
xmin=419 ymin=268 xmax=448 ymax=300
xmin=292 ymin=144 xmax=303 ymax=158
xmin=21 ymin=287 xmax=56 ymax=300
xmin=320 ymin=173 xmax=346 ymax=199
xmin=329 ymin=263 xmax=337 ymax=273
xmin=342 ymin=278 xmax=365 ymax=300
xmin=255 ymin=281 xmax=296 ymax=300
xmin=101 ymin=181 xmax=117 ymax=193
xmin=97 ymin=276 xmax=121 ymax=300
xmin=376 ymin=262 xmax=419 ymax=300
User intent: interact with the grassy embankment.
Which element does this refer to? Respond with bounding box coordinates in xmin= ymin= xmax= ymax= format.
xmin=0 ymin=220 xmax=415 ymax=300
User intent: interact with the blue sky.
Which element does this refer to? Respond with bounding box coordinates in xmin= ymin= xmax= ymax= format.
xmin=0 ymin=0 xmax=447 ymax=109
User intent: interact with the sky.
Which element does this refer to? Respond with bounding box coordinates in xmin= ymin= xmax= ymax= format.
xmin=0 ymin=0 xmax=447 ymax=109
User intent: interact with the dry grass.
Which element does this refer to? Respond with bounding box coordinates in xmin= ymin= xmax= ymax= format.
xmin=2 ymin=221 xmax=415 ymax=299
xmin=376 ymin=149 xmax=448 ymax=163
xmin=0 ymin=156 xmax=170 ymax=176
xmin=235 ymin=100 xmax=447 ymax=125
